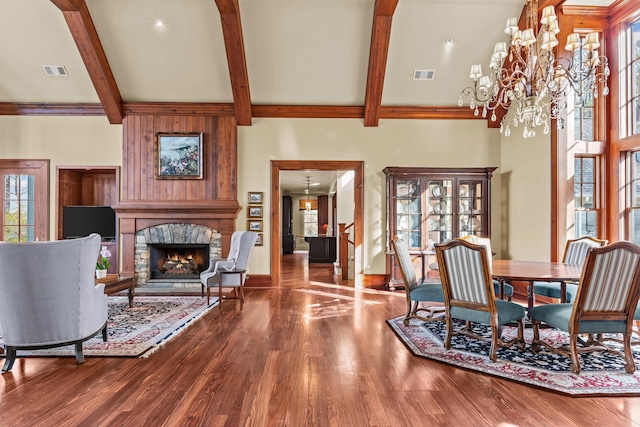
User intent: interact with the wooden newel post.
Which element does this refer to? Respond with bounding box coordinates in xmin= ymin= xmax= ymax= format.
xmin=339 ymin=223 xmax=349 ymax=280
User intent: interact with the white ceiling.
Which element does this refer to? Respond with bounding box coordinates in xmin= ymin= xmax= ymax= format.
xmin=280 ymin=170 xmax=337 ymax=196
xmin=0 ymin=0 xmax=615 ymax=108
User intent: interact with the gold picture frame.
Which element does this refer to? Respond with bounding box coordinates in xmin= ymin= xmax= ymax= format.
xmin=248 ymin=192 xmax=263 ymax=204
xmin=248 ymin=220 xmax=263 ymax=232
xmin=255 ymin=233 xmax=264 ymax=246
xmin=248 ymin=206 xmax=263 ymax=218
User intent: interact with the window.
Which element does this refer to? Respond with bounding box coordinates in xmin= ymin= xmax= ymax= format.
xmin=573 ymin=44 xmax=595 ymax=142
xmin=619 ymin=19 xmax=640 ymax=137
xmin=574 ymin=157 xmax=598 ymax=238
xmin=303 ymin=210 xmax=318 ymax=236
xmin=3 ymin=175 xmax=35 ymax=241
xmin=628 ymin=152 xmax=640 ymax=244
xmin=0 ymin=160 xmax=48 ymax=242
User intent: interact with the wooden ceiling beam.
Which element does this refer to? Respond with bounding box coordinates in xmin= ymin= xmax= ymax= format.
xmin=363 ymin=0 xmax=399 ymax=127
xmin=0 ymin=103 xmax=104 ymax=116
xmin=215 ymin=0 xmax=252 ymax=126
xmin=50 ymin=0 xmax=123 ymax=124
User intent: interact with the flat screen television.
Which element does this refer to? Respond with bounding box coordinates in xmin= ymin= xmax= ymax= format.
xmin=62 ymin=206 xmax=116 ymax=240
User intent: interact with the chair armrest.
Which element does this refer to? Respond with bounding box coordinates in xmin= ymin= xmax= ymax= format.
xmin=94 ymin=283 xmax=105 ymax=293
xmin=215 ymin=260 xmax=236 ymax=272
xmin=201 ymin=257 xmax=226 ymax=274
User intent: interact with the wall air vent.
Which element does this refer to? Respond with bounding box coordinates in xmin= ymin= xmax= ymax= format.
xmin=43 ymin=65 xmax=68 ymax=77
xmin=413 ymin=69 xmax=435 ymax=80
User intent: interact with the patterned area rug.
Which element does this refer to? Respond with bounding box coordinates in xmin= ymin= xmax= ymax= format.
xmin=0 ymin=296 xmax=218 ymax=359
xmin=387 ymin=316 xmax=640 ymax=396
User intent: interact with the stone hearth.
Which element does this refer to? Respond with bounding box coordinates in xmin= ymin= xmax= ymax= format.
xmin=135 ymin=223 xmax=221 ymax=288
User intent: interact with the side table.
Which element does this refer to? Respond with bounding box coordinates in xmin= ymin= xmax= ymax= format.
xmin=96 ymin=275 xmax=136 ymax=308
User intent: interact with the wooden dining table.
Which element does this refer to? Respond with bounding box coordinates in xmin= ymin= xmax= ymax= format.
xmin=491 ymin=259 xmax=583 ymax=314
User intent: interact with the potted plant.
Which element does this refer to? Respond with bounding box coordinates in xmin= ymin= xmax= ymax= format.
xmin=96 ymin=246 xmax=111 ymax=279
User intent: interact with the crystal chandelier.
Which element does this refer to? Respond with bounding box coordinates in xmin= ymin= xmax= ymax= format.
xmin=458 ymin=0 xmax=610 ymax=138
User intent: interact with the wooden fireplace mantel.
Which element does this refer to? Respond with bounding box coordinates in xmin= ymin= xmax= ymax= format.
xmin=113 ymin=200 xmax=242 ymax=276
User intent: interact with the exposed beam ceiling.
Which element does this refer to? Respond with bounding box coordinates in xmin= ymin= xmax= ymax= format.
xmin=50 ymin=0 xmax=123 ymax=124
xmin=363 ymin=0 xmax=399 ymax=127
xmin=215 ymin=0 xmax=252 ymax=126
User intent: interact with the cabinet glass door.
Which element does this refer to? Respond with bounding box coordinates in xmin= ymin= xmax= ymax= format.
xmin=459 ymin=179 xmax=484 ymax=237
xmin=427 ymin=179 xmax=453 ymax=246
xmin=395 ymin=179 xmax=422 ymax=248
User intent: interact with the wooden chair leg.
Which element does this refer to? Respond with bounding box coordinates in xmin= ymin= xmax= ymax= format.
xmin=569 ymin=333 xmax=581 ymax=374
xmin=624 ymin=333 xmax=636 ymax=374
xmin=444 ymin=318 xmax=453 ymax=349
xmin=102 ymin=324 xmax=108 ymax=342
xmin=489 ymin=323 xmax=499 ymax=362
xmin=239 ymin=286 xmax=244 ymax=309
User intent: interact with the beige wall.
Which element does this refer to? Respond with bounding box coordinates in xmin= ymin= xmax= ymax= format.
xmin=499 ymin=128 xmax=551 ymax=261
xmin=0 ymin=116 xmax=122 ymax=239
xmin=238 ymin=118 xmax=506 ymax=277
xmin=0 ymin=115 xmax=553 ymax=278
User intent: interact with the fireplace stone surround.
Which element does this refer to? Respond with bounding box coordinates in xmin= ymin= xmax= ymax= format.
xmin=135 ymin=223 xmax=221 ymax=288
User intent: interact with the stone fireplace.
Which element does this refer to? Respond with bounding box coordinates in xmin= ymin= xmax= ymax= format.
xmin=135 ymin=223 xmax=222 ymax=288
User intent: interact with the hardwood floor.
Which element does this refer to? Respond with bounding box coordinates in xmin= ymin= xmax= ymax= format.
xmin=1 ymin=252 xmax=639 ymax=426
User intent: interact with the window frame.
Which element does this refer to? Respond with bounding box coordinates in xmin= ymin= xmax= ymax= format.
xmin=574 ymin=155 xmax=600 ymax=238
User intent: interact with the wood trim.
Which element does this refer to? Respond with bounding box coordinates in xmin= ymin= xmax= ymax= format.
xmin=379 ymin=106 xmax=482 ymax=120
xmin=560 ymin=5 xmax=608 ymax=17
xmin=609 ymin=0 xmax=640 ymax=25
xmin=252 ymin=105 xmax=364 ymax=119
xmin=363 ymin=0 xmax=399 ymax=127
xmin=122 ymin=102 xmax=235 ymax=116
xmin=271 ymin=161 xmax=364 ymax=287
xmin=0 ymin=160 xmax=49 ymax=242
xmin=244 ymin=275 xmax=274 ymax=288
xmin=50 ymin=0 xmax=123 ymax=124
xmin=0 ymin=103 xmax=105 ymax=116
xmin=215 ymin=0 xmax=252 ymax=126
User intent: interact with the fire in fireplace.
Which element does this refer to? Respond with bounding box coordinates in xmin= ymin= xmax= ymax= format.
xmin=149 ymin=244 xmax=209 ymax=280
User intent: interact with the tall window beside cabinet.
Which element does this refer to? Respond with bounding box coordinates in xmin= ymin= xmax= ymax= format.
xmin=383 ymin=167 xmax=497 ymax=289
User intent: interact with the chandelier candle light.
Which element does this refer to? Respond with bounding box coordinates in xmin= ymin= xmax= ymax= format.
xmin=458 ymin=0 xmax=609 ymax=138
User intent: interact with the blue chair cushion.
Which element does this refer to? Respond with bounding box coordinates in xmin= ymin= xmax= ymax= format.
xmin=450 ymin=299 xmax=525 ymax=325
xmin=533 ymin=281 xmax=578 ymax=302
xmin=409 ymin=282 xmax=444 ymax=303
xmin=493 ymin=280 xmax=513 ymax=297
xmin=531 ymin=303 xmax=628 ymax=334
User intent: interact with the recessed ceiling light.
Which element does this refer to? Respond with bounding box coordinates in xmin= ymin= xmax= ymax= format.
xmin=155 ymin=20 xmax=164 ymax=28
xmin=445 ymin=37 xmax=454 ymax=46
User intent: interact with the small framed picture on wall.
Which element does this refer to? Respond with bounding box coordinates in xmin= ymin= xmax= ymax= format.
xmin=248 ymin=206 xmax=263 ymax=218
xmin=248 ymin=192 xmax=263 ymax=204
xmin=248 ymin=220 xmax=263 ymax=232
xmin=255 ymin=233 xmax=263 ymax=246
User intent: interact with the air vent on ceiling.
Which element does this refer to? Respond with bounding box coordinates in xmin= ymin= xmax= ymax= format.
xmin=43 ymin=65 xmax=68 ymax=77
xmin=413 ymin=69 xmax=435 ymax=80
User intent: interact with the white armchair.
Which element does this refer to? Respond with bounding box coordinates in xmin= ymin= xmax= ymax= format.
xmin=200 ymin=231 xmax=258 ymax=307
xmin=0 ymin=233 xmax=108 ymax=372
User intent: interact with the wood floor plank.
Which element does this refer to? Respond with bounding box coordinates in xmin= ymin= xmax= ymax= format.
xmin=1 ymin=252 xmax=640 ymax=426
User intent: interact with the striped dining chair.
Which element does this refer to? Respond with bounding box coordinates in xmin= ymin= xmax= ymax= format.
xmin=391 ymin=236 xmax=445 ymax=326
xmin=435 ymin=239 xmax=526 ymax=362
xmin=533 ymin=236 xmax=608 ymax=303
xmin=531 ymin=241 xmax=640 ymax=374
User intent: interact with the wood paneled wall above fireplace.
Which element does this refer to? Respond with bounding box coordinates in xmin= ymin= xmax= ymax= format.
xmin=114 ymin=114 xmax=241 ymax=276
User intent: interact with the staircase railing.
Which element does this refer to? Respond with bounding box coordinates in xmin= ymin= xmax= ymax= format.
xmin=338 ymin=222 xmax=354 ymax=280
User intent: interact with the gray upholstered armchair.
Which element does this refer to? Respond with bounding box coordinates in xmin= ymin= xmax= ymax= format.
xmin=0 ymin=233 xmax=108 ymax=372
xmin=200 ymin=231 xmax=258 ymax=307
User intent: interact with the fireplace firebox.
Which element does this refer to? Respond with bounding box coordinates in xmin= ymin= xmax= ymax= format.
xmin=149 ymin=244 xmax=209 ymax=280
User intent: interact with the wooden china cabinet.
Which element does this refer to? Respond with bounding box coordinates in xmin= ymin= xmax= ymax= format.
xmin=383 ymin=167 xmax=497 ymax=289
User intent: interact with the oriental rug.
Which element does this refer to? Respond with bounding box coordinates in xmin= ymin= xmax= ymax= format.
xmin=387 ymin=315 xmax=640 ymax=396
xmin=0 ymin=296 xmax=218 ymax=359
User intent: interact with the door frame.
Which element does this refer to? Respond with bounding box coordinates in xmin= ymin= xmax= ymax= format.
xmin=270 ymin=160 xmax=364 ymax=286
xmin=0 ymin=159 xmax=49 ymax=241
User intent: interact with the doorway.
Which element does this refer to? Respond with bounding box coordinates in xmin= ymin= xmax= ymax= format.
xmin=270 ymin=161 xmax=364 ymax=286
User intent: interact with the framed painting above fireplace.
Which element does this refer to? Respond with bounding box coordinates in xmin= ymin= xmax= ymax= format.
xmin=155 ymin=132 xmax=203 ymax=179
